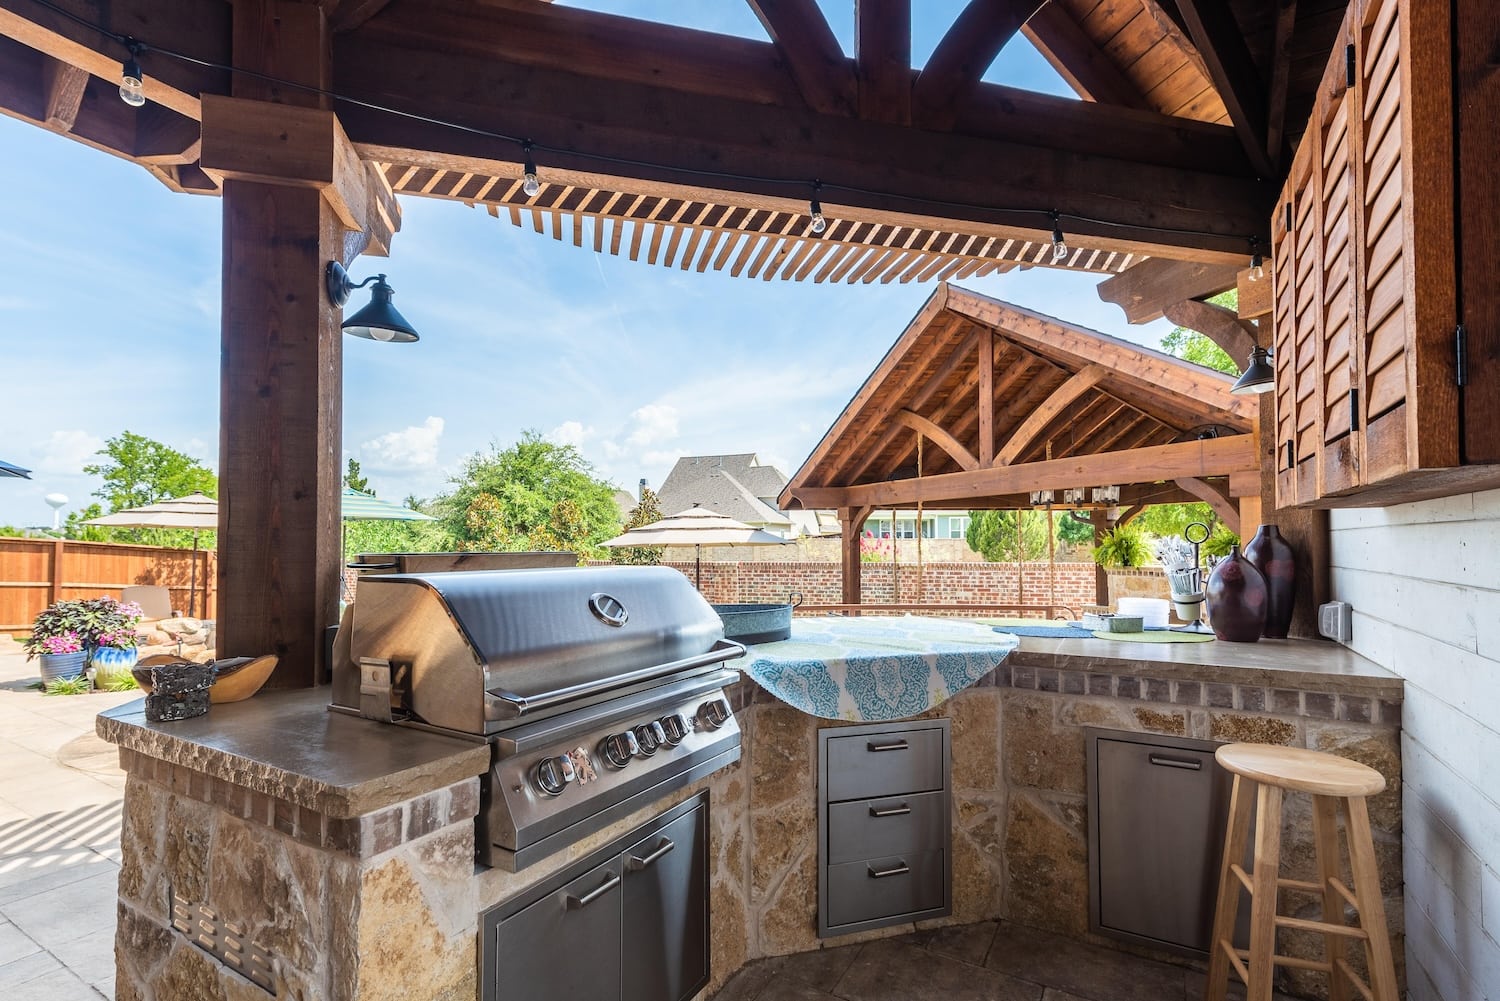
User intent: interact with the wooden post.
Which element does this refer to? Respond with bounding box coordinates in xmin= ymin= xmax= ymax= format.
xmin=1089 ymin=509 xmax=1110 ymax=607
xmin=212 ymin=1 xmax=355 ymax=685
xmin=839 ymin=506 xmax=870 ymax=609
xmin=49 ymin=538 xmax=64 ymax=607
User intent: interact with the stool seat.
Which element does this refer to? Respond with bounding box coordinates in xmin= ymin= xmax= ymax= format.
xmin=1215 ymin=743 xmax=1385 ymax=798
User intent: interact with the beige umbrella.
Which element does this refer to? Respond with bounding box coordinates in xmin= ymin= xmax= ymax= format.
xmin=600 ymin=506 xmax=790 ymax=587
xmin=86 ymin=492 xmax=219 ymax=617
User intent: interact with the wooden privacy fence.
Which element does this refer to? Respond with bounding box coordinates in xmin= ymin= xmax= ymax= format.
xmin=0 ymin=537 xmax=216 ymax=636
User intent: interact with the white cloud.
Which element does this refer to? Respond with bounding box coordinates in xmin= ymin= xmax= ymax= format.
xmin=626 ymin=404 xmax=679 ymax=447
xmin=37 ymin=430 xmax=103 ymax=473
xmin=361 ymin=417 xmax=444 ymax=472
xmin=549 ymin=421 xmax=595 ymax=448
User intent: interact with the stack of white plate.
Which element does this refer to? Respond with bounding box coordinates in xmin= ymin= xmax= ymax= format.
xmin=1116 ymin=596 xmax=1170 ymax=630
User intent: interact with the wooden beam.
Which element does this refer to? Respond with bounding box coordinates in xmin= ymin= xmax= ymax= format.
xmin=977 ymin=328 xmax=995 ymax=466
xmin=744 ymin=0 xmax=855 ymax=116
xmin=1098 ymin=258 xmax=1243 ymax=324
xmin=1160 ymin=298 xmax=1258 ymax=370
xmin=1264 ymin=0 xmax=1297 ymax=167
xmin=894 ymin=410 xmax=979 ymax=471
xmin=995 ymin=364 xmax=1108 ymax=465
xmin=40 ymin=54 xmax=85 ymax=130
xmin=1175 ymin=0 xmax=1275 ymax=178
xmin=913 ymin=0 xmax=1045 ymax=129
xmin=855 ymin=0 xmax=910 ymax=124
xmin=328 ymin=0 xmax=398 ymax=33
xmin=1237 ymin=265 xmax=1273 ymax=321
xmin=1020 ymin=3 xmax=1149 ymax=109
xmin=1174 ymin=476 xmax=1240 ymax=536
xmin=839 ymin=506 xmax=873 ymax=604
xmin=133 ymin=103 xmax=202 ymax=163
xmin=789 ymin=434 xmax=1259 ymax=508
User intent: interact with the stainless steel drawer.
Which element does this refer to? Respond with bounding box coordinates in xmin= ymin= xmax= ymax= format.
xmin=826 ymin=790 xmax=946 ymax=865
xmin=824 ymin=726 xmax=945 ymax=801
xmin=826 ymin=850 xmax=945 ymax=928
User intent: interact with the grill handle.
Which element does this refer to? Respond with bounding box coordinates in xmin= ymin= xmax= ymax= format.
xmin=485 ymin=640 xmax=747 ymax=721
xmin=345 ymin=561 xmax=400 ymax=571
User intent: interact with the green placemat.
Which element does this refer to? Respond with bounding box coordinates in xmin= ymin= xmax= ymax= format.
xmin=1091 ymin=629 xmax=1216 ymax=643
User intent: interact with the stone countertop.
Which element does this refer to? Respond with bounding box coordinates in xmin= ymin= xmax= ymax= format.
xmin=1008 ymin=634 xmax=1401 ymax=698
xmin=96 ymin=687 xmax=491 ymax=818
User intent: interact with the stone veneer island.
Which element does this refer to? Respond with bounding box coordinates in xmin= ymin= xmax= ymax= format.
xmin=98 ymin=635 xmax=1404 ymax=1001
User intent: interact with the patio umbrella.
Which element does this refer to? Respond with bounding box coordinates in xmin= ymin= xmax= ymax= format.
xmin=599 ymin=506 xmax=790 ymax=588
xmin=340 ymin=487 xmax=435 ymax=559
xmin=86 ymin=492 xmax=219 ymax=618
xmin=0 ymin=459 xmax=31 ymax=479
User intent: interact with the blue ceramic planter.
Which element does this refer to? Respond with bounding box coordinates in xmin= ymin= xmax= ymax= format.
xmin=90 ymin=645 xmax=139 ymax=675
xmin=38 ymin=650 xmax=87 ymax=683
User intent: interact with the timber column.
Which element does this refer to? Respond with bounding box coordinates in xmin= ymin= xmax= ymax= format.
xmin=205 ymin=0 xmax=397 ymax=685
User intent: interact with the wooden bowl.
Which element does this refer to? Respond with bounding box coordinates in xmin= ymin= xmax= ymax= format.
xmin=208 ymin=654 xmax=278 ymax=703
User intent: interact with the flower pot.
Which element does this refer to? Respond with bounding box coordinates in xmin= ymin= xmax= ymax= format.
xmin=1244 ymin=524 xmax=1297 ymax=639
xmin=90 ymin=645 xmax=139 ymax=677
xmin=38 ymin=650 xmax=88 ymax=683
xmin=1205 ymin=544 xmax=1268 ymax=642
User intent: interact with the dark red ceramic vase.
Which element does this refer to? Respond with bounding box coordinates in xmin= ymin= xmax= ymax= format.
xmin=1205 ymin=544 xmax=1267 ymax=642
xmin=1244 ymin=524 xmax=1297 ymax=638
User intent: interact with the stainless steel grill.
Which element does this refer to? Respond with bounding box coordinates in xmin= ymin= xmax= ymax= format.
xmin=330 ymin=565 xmax=744 ymax=870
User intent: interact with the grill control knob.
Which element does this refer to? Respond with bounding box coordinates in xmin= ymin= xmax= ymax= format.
xmin=633 ymin=721 xmax=667 ymax=756
xmin=600 ymin=730 xmax=639 ymax=769
xmin=532 ymin=755 xmax=576 ymax=797
xmin=659 ymin=713 xmax=691 ymax=746
xmin=697 ymin=698 xmax=732 ymax=730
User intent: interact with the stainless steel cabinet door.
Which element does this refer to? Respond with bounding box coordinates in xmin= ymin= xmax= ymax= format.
xmin=622 ymin=803 xmax=708 ymax=1001
xmin=492 ymin=859 xmax=624 ymax=1001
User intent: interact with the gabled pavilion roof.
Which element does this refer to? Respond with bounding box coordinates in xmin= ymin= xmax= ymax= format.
xmin=781 ymin=284 xmax=1258 ymax=516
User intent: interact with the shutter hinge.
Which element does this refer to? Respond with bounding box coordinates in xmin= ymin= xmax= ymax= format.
xmin=1349 ymin=387 xmax=1360 ymax=432
xmin=1284 ymin=440 xmax=1296 ymax=470
xmin=1284 ymin=202 xmax=1293 ymax=231
xmin=1456 ymin=324 xmax=1468 ymax=386
xmin=1346 ymin=44 xmax=1356 ymax=89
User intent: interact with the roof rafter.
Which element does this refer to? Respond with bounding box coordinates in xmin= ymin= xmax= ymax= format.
xmin=1175 ymin=0 xmax=1275 ymax=178
xmin=744 ymin=0 xmax=855 ymax=116
xmin=914 ymin=0 xmax=1047 ymax=129
xmin=855 ymin=0 xmax=910 ymax=124
xmin=1020 ymin=2 xmax=1149 ymax=109
xmin=895 ymin=409 xmax=979 ymax=471
xmin=994 ymin=363 xmax=1108 ymax=465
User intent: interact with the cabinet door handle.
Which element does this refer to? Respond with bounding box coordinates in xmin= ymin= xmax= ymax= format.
xmin=869 ymin=804 xmax=911 ymax=818
xmin=564 ymin=873 xmax=620 ymax=909
xmin=1148 ymin=754 xmax=1202 ymax=771
xmin=867 ymin=861 xmax=910 ymax=879
xmin=626 ymin=838 xmax=675 ymax=872
xmin=867 ymin=739 xmax=909 ymax=752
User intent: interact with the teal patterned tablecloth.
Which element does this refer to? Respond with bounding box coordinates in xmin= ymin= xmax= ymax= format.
xmin=741 ymin=617 xmax=1019 ymax=721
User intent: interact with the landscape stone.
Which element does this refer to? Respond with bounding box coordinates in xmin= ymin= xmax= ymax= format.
xmin=1003 ymin=691 xmax=1085 ymax=794
xmin=1210 ymin=712 xmax=1299 ymax=745
xmin=1004 ymin=792 xmax=1087 ymax=936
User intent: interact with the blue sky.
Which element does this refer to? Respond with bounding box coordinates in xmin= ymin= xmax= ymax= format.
xmin=0 ymin=1 xmax=1173 ymax=528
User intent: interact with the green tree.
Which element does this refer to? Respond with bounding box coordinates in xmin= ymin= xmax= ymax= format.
xmin=345 ymin=458 xmax=371 ymax=494
xmin=80 ymin=431 xmax=218 ymax=547
xmin=1056 ymin=511 xmax=1093 ymax=545
xmin=1133 ymin=502 xmax=1218 ymax=540
xmin=610 ymin=486 xmax=665 ymax=566
xmin=966 ymin=510 xmax=1052 ymax=562
xmin=438 ymin=431 xmax=620 ymax=559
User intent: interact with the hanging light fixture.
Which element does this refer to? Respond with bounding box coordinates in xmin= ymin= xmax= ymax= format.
xmin=119 ymin=40 xmax=146 ymax=107
xmin=325 ymin=262 xmax=420 ymax=343
xmin=521 ymin=142 xmax=541 ymax=197
xmin=1231 ymin=346 xmax=1275 ymax=395
xmin=1247 ymin=238 xmax=1266 ymax=282
xmin=808 ymin=181 xmax=827 ymax=234
xmin=1049 ymin=211 xmax=1068 ymax=263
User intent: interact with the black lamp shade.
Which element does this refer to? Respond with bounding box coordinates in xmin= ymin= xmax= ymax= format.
xmin=341 ymin=278 xmax=419 ymax=342
xmin=1231 ymin=346 xmax=1275 ymax=395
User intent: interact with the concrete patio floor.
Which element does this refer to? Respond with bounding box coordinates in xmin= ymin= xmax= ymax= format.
xmin=0 ymin=638 xmax=137 ymax=1000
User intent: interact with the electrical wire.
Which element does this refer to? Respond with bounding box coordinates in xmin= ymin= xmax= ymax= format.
xmin=25 ymin=0 xmax=1268 ymax=246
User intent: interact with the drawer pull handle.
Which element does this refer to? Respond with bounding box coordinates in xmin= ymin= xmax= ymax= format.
xmin=869 ymin=804 xmax=912 ymax=818
xmin=1149 ymin=754 xmax=1202 ymax=771
xmin=626 ymin=838 xmax=675 ymax=872
xmin=867 ymin=861 xmax=910 ymax=879
xmin=564 ymin=873 xmax=620 ymax=909
xmin=867 ymin=739 xmax=909 ymax=752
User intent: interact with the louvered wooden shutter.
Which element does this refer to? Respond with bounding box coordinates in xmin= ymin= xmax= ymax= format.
xmin=1272 ymin=136 xmax=1320 ymax=508
xmin=1317 ymin=67 xmax=1359 ymax=495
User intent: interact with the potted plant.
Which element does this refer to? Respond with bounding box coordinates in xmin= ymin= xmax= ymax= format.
xmin=25 ymin=629 xmax=87 ymax=683
xmin=91 ymin=626 xmax=141 ymax=678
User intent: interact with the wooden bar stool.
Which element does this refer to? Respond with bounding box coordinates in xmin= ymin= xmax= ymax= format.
xmin=1205 ymin=743 xmax=1399 ymax=1001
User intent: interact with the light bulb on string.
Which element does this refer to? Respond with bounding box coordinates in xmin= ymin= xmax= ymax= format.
xmin=119 ymin=41 xmax=146 ymax=107
xmin=1248 ymin=240 xmax=1266 ymax=282
xmin=808 ymin=181 xmax=827 ymax=234
xmin=1050 ymin=212 xmax=1068 ymax=263
xmin=522 ymin=142 xmax=540 ymax=197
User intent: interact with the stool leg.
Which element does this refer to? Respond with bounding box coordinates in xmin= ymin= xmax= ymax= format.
xmin=1206 ymin=775 xmax=1256 ymax=1001
xmin=1247 ymin=782 xmax=1283 ymax=1001
xmin=1312 ymin=795 xmax=1351 ymax=1001
xmin=1345 ymin=796 xmax=1400 ymax=1001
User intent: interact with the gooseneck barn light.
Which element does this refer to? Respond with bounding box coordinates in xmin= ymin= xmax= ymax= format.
xmin=1231 ymin=346 xmax=1275 ymax=395
xmin=326 ymin=262 xmax=420 ymax=343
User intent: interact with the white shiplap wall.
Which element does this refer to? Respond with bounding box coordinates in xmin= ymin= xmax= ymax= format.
xmin=1329 ymin=488 xmax=1500 ymax=1000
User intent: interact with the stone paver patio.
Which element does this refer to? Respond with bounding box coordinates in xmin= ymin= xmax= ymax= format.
xmin=0 ymin=638 xmax=137 ymax=1000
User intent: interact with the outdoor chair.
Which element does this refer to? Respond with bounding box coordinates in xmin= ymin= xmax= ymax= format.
xmin=122 ymin=584 xmax=177 ymax=620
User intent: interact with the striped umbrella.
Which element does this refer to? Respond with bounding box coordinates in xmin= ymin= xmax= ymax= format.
xmin=341 ymin=487 xmax=436 ymax=522
xmin=0 ymin=459 xmax=32 ymax=479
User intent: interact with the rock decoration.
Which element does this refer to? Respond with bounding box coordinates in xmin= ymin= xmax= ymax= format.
xmin=143 ymin=661 xmax=213 ymax=722
xmin=135 ymin=616 xmax=216 ymax=664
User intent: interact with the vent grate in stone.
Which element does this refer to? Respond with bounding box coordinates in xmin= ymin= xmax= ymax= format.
xmin=171 ymin=891 xmax=276 ymax=994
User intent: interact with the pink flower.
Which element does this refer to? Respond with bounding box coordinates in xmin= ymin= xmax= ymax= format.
xmin=40 ymin=632 xmax=83 ymax=655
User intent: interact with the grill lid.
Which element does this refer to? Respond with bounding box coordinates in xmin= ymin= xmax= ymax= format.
xmin=343 ymin=565 xmax=735 ymax=732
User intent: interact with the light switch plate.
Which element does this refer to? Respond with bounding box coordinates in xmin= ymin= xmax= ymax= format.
xmin=1318 ymin=601 xmax=1352 ymax=643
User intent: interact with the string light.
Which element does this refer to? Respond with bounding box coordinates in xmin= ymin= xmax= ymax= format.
xmin=119 ymin=39 xmax=145 ymax=107
xmin=808 ymin=181 xmax=827 ymax=234
xmin=521 ymin=142 xmax=540 ymax=197
xmin=29 ymin=0 xmax=1270 ymax=255
xmin=1248 ymin=238 xmax=1265 ymax=282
